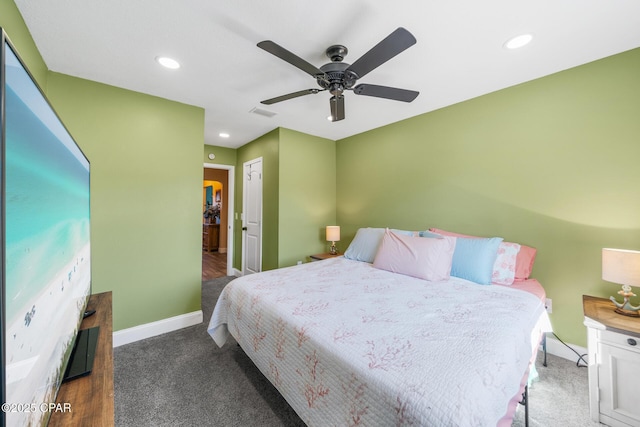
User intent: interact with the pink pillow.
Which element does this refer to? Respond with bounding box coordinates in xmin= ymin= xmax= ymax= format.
xmin=514 ymin=245 xmax=537 ymax=281
xmin=373 ymin=229 xmax=456 ymax=281
xmin=429 ymin=228 xmax=537 ymax=282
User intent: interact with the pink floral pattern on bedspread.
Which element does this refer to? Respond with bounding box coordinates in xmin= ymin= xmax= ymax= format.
xmin=208 ymin=257 xmax=551 ymax=427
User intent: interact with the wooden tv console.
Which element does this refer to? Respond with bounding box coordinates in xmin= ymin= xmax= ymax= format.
xmin=49 ymin=291 xmax=114 ymax=426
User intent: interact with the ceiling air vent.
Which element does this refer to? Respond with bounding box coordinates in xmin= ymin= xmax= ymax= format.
xmin=249 ymin=107 xmax=277 ymax=118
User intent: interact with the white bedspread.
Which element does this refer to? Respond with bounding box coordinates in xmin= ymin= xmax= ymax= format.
xmin=208 ymin=257 xmax=551 ymax=426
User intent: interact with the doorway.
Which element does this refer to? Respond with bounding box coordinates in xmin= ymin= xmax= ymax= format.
xmin=203 ymin=163 xmax=235 ymax=279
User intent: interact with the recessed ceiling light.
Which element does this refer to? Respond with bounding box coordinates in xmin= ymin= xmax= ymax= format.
xmin=504 ymin=34 xmax=533 ymax=50
xmin=219 ymin=133 xmax=230 ymax=138
xmin=155 ymin=56 xmax=180 ymax=69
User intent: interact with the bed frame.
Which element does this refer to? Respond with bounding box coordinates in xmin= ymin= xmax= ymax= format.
xmin=519 ymin=333 xmax=548 ymax=427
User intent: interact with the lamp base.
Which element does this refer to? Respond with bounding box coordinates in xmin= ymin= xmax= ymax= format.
xmin=610 ymin=294 xmax=640 ymax=317
xmin=329 ymin=242 xmax=337 ymax=255
xmin=614 ymin=307 xmax=640 ymax=317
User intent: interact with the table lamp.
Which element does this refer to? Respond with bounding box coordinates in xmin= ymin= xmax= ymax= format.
xmin=326 ymin=226 xmax=340 ymax=255
xmin=602 ymin=248 xmax=640 ymax=317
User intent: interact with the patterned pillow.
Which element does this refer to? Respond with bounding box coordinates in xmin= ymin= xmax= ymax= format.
xmin=492 ymin=242 xmax=521 ymax=285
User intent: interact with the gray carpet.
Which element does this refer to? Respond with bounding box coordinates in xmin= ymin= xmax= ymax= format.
xmin=115 ymin=277 xmax=597 ymax=426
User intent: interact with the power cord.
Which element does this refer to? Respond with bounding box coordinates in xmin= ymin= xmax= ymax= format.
xmin=551 ymin=332 xmax=588 ymax=368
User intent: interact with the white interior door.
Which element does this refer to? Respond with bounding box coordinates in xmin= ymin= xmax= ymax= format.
xmin=242 ymin=158 xmax=262 ymax=275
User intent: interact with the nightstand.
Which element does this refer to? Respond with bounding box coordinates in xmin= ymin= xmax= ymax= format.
xmin=309 ymin=252 xmax=341 ymax=261
xmin=583 ymin=295 xmax=640 ymax=427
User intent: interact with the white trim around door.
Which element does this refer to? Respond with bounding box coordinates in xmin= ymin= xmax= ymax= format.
xmin=204 ymin=162 xmax=235 ymax=276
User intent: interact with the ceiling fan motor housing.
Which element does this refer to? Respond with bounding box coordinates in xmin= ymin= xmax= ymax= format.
xmin=317 ymin=61 xmax=357 ymax=95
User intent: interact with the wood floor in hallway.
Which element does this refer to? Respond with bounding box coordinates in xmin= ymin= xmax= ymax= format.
xmin=202 ymin=250 xmax=228 ymax=280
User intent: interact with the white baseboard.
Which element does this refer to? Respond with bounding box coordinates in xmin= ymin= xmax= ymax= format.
xmin=539 ymin=334 xmax=587 ymax=364
xmin=233 ymin=268 xmax=242 ymax=277
xmin=113 ymin=310 xmax=203 ymax=347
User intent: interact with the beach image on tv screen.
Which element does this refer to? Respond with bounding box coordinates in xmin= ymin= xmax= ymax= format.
xmin=4 ymin=43 xmax=90 ymax=426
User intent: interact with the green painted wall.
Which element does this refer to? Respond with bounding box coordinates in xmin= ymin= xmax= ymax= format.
xmin=337 ymin=48 xmax=640 ymax=348
xmin=0 ymin=1 xmax=48 ymax=87
xmin=46 ymin=73 xmax=204 ymax=331
xmin=204 ymin=145 xmax=237 ymax=166
xmin=234 ymin=129 xmax=280 ymax=271
xmin=232 ymin=128 xmax=337 ymax=271
xmin=278 ymin=128 xmax=336 ymax=267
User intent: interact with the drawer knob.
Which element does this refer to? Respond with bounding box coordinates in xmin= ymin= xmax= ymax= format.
xmin=628 ymin=338 xmax=637 ymax=346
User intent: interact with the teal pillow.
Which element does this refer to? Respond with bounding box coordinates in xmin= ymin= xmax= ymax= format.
xmin=451 ymin=237 xmax=503 ymax=285
xmin=419 ymin=230 xmax=443 ymax=238
xmin=344 ymin=228 xmax=385 ymax=263
xmin=390 ymin=228 xmax=414 ymax=237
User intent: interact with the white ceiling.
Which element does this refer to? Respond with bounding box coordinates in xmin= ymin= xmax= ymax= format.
xmin=14 ymin=0 xmax=640 ymax=149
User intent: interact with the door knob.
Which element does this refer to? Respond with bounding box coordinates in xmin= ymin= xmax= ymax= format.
xmin=242 ymin=227 xmax=247 ymax=231
xmin=628 ymin=338 xmax=637 ymax=346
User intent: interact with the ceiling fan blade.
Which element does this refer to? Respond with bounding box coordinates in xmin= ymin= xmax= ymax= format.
xmin=353 ymin=84 xmax=419 ymax=102
xmin=329 ymin=96 xmax=345 ymax=122
xmin=257 ymin=40 xmax=328 ymax=80
xmin=345 ymin=28 xmax=416 ymax=80
xmin=260 ymin=89 xmax=321 ymax=105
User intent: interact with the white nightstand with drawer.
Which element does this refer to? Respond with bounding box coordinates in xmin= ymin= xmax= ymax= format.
xmin=583 ymin=295 xmax=640 ymax=427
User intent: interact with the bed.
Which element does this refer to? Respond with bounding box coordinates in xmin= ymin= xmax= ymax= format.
xmin=208 ymin=235 xmax=552 ymax=427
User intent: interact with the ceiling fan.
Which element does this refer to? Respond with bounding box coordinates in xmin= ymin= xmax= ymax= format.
xmin=257 ymin=27 xmax=419 ymax=122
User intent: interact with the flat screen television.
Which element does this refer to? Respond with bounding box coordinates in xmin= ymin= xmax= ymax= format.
xmin=1 ymin=29 xmax=91 ymax=426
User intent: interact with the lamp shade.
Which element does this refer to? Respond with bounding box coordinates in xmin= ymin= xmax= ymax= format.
xmin=326 ymin=226 xmax=340 ymax=242
xmin=602 ymin=248 xmax=640 ymax=286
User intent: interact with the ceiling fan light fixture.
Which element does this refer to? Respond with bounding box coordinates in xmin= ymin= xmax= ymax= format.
xmin=219 ymin=132 xmax=230 ymax=138
xmin=504 ymin=34 xmax=533 ymax=50
xmin=155 ymin=56 xmax=180 ymax=69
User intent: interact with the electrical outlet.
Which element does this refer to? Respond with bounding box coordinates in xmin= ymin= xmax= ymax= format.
xmin=545 ymin=298 xmax=552 ymax=314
